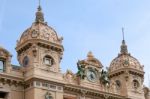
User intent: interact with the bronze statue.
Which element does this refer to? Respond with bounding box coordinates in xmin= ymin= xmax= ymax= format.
xmin=76 ymin=61 xmax=86 ymax=79
xmin=100 ymin=69 xmax=110 ymax=86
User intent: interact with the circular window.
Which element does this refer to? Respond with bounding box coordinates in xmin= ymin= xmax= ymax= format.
xmin=23 ymin=56 xmax=29 ymax=67
xmin=43 ymin=55 xmax=54 ymax=66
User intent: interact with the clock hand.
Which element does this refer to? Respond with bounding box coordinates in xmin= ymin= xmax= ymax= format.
xmin=91 ymin=74 xmax=94 ymax=79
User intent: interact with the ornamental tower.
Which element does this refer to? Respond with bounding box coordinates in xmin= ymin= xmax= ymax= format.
xmin=16 ymin=5 xmax=64 ymax=73
xmin=108 ymin=30 xmax=145 ymax=99
xmin=15 ymin=4 xmax=64 ymax=99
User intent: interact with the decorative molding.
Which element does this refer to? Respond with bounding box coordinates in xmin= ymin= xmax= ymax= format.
xmin=64 ymin=85 xmax=125 ymax=99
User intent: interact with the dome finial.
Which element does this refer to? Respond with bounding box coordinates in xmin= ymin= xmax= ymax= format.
xmin=35 ymin=0 xmax=44 ymax=23
xmin=120 ymin=27 xmax=128 ymax=54
xmin=87 ymin=51 xmax=94 ymax=59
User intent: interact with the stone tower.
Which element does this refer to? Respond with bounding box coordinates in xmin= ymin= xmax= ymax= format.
xmin=109 ymin=38 xmax=145 ymax=99
xmin=16 ymin=5 xmax=64 ymax=72
xmin=15 ymin=5 xmax=64 ymax=99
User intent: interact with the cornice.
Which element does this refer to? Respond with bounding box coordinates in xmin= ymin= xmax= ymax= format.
xmin=0 ymin=72 xmax=24 ymax=80
xmin=109 ymin=68 xmax=144 ymax=78
xmin=64 ymin=84 xmax=126 ymax=99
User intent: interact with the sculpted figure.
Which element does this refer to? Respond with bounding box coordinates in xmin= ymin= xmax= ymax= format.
xmin=45 ymin=92 xmax=53 ymax=99
xmin=76 ymin=61 xmax=86 ymax=79
xmin=100 ymin=69 xmax=110 ymax=86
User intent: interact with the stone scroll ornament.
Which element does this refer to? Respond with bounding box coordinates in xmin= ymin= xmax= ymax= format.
xmin=76 ymin=61 xmax=86 ymax=80
xmin=45 ymin=92 xmax=53 ymax=99
xmin=99 ymin=69 xmax=110 ymax=86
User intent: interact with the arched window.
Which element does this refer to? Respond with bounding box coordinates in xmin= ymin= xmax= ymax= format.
xmin=133 ymin=80 xmax=139 ymax=89
xmin=115 ymin=80 xmax=121 ymax=90
xmin=0 ymin=60 xmax=4 ymax=72
xmin=23 ymin=56 xmax=29 ymax=67
xmin=43 ymin=55 xmax=54 ymax=66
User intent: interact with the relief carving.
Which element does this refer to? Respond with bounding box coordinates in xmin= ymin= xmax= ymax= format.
xmin=45 ymin=92 xmax=53 ymax=99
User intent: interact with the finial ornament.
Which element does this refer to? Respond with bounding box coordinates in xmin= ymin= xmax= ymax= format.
xmin=35 ymin=0 xmax=44 ymax=23
xmin=120 ymin=28 xmax=128 ymax=54
xmin=87 ymin=51 xmax=94 ymax=59
xmin=38 ymin=0 xmax=41 ymax=11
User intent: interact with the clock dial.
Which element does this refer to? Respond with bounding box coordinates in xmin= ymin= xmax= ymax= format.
xmin=87 ymin=70 xmax=97 ymax=82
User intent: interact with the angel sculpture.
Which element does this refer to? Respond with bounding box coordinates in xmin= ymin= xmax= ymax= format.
xmin=100 ymin=69 xmax=110 ymax=86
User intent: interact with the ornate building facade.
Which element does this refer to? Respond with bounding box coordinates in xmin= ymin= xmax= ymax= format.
xmin=0 ymin=4 xmax=150 ymax=99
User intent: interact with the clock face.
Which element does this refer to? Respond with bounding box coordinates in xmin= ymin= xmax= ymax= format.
xmin=87 ymin=70 xmax=97 ymax=82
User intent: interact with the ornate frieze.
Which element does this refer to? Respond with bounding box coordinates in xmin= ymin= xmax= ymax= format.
xmin=64 ymin=85 xmax=125 ymax=99
xmin=27 ymin=81 xmax=64 ymax=92
xmin=0 ymin=77 xmax=24 ymax=87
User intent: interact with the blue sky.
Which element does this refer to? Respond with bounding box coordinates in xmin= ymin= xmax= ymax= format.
xmin=0 ymin=0 xmax=150 ymax=87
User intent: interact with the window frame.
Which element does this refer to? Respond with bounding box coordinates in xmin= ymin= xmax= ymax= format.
xmin=43 ymin=55 xmax=54 ymax=66
xmin=115 ymin=80 xmax=121 ymax=90
xmin=133 ymin=79 xmax=139 ymax=89
xmin=23 ymin=56 xmax=29 ymax=67
xmin=0 ymin=59 xmax=5 ymax=72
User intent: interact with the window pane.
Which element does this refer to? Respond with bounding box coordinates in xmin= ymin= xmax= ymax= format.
xmin=44 ymin=58 xmax=53 ymax=65
xmin=49 ymin=59 xmax=52 ymax=65
xmin=0 ymin=61 xmax=4 ymax=72
xmin=45 ymin=58 xmax=50 ymax=64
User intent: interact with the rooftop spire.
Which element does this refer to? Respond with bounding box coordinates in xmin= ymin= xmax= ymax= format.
xmin=35 ymin=0 xmax=44 ymax=23
xmin=120 ymin=28 xmax=128 ymax=54
xmin=122 ymin=27 xmax=125 ymax=41
xmin=39 ymin=0 xmax=41 ymax=7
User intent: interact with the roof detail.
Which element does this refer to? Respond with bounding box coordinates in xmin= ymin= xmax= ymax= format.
xmin=17 ymin=5 xmax=63 ymax=46
xmin=109 ymin=32 xmax=144 ymax=73
xmin=78 ymin=51 xmax=103 ymax=68
xmin=0 ymin=46 xmax=12 ymax=58
xmin=109 ymin=54 xmax=143 ymax=73
xmin=18 ymin=22 xmax=62 ymax=45
xmin=87 ymin=51 xmax=94 ymax=60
